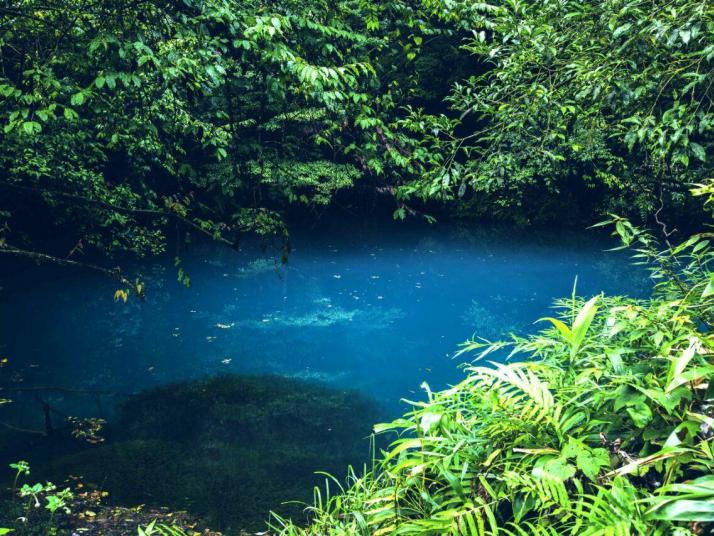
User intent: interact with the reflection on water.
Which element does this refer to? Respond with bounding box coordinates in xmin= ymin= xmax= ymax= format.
xmin=71 ymin=376 xmax=378 ymax=531
xmin=0 ymin=221 xmax=649 ymax=530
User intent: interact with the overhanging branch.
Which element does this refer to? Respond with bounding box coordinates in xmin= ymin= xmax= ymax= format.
xmin=0 ymin=244 xmax=145 ymax=299
xmin=0 ymin=182 xmax=239 ymax=248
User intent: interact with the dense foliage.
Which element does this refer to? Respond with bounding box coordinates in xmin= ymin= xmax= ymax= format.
xmin=6 ymin=0 xmax=712 ymax=291
xmin=0 ymin=0 xmax=473 ymax=294
xmin=392 ymin=0 xmax=714 ymax=222
xmin=0 ymin=0 xmax=367 ymax=274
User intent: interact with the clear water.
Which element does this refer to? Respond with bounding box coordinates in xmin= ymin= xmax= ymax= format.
xmin=0 ymin=221 xmax=649 ymax=530
xmin=0 ymin=222 xmax=648 ymax=418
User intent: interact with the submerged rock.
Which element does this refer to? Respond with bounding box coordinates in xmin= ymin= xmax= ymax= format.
xmin=41 ymin=375 xmax=382 ymax=534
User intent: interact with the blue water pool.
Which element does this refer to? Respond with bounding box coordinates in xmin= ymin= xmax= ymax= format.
xmin=0 ymin=221 xmax=649 ymax=530
xmin=0 ymin=222 xmax=647 ymax=417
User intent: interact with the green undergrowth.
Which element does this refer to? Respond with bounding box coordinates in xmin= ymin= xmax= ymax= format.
xmin=272 ymin=189 xmax=714 ymax=535
xmin=275 ymin=297 xmax=714 ymax=535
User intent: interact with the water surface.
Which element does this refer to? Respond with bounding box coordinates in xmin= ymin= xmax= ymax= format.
xmin=0 ymin=222 xmax=648 ymax=530
xmin=0 ymin=222 xmax=647 ymax=417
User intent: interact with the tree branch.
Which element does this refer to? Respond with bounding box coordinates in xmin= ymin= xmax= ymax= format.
xmin=0 ymin=244 xmax=145 ymax=299
xmin=0 ymin=182 xmax=239 ymax=248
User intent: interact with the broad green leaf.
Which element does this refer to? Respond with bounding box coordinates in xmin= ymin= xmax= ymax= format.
xmin=21 ymin=121 xmax=40 ymax=135
xmin=576 ymin=448 xmax=609 ymax=480
xmin=691 ymin=142 xmax=706 ymax=161
xmin=540 ymin=457 xmax=576 ymax=480
xmin=627 ymin=402 xmax=653 ymax=428
xmin=648 ymin=499 xmax=714 ymax=521
xmin=613 ymin=385 xmax=646 ymax=412
xmin=537 ymin=317 xmax=572 ymax=342
xmin=561 ymin=437 xmax=581 ymax=459
xmin=570 ymin=296 xmax=599 ymax=357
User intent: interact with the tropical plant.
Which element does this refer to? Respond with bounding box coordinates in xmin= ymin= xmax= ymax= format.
xmin=392 ymin=0 xmax=714 ymax=223
xmin=272 ymin=182 xmax=714 ymax=534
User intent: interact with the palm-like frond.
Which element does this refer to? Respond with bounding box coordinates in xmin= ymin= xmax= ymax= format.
xmin=274 ymin=227 xmax=714 ymax=535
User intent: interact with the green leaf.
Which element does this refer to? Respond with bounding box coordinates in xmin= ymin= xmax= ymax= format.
xmin=702 ymin=274 xmax=714 ymax=297
xmin=576 ymin=448 xmax=609 ymax=480
xmin=665 ymin=341 xmax=697 ymax=392
xmin=21 ymin=121 xmax=41 ymax=135
xmin=63 ymin=107 xmax=78 ymax=121
xmin=542 ymin=457 xmax=576 ymax=480
xmin=70 ymin=92 xmax=85 ymax=106
xmin=419 ymin=412 xmax=441 ymax=434
xmin=691 ymin=142 xmax=706 ymax=161
xmin=561 ymin=437 xmax=581 ymax=459
xmin=606 ymin=349 xmax=625 ymax=373
xmin=666 ymin=365 xmax=714 ymax=393
xmin=570 ymin=296 xmax=599 ymax=357
xmin=614 ymin=385 xmax=647 ymax=411
xmin=613 ymin=23 xmax=631 ymax=38
xmin=649 ymin=499 xmax=714 ymax=521
xmin=537 ymin=317 xmax=572 ymax=342
xmin=627 ymin=402 xmax=653 ymax=428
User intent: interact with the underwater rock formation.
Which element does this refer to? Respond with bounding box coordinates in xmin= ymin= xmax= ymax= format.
xmin=40 ymin=375 xmax=382 ymax=533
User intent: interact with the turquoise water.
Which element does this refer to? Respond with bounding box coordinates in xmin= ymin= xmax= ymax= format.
xmin=0 ymin=222 xmax=649 ymax=418
xmin=0 ymin=222 xmax=648 ymax=530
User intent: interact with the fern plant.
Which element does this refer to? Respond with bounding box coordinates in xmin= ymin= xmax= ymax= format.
xmin=272 ymin=183 xmax=714 ymax=535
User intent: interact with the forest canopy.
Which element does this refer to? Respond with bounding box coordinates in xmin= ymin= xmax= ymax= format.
xmin=0 ymin=0 xmax=467 ymax=283
xmin=3 ymin=0 xmax=713 ymax=289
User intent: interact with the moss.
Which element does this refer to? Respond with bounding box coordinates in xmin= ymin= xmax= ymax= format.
xmin=36 ymin=375 xmax=382 ymax=533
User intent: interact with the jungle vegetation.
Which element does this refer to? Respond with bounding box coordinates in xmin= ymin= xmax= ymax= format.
xmin=2 ymin=0 xmax=714 ymax=534
xmin=272 ymin=199 xmax=714 ymax=535
xmin=2 ymin=0 xmax=712 ymax=284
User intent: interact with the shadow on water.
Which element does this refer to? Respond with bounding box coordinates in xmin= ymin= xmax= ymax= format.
xmin=3 ymin=375 xmax=384 ymax=533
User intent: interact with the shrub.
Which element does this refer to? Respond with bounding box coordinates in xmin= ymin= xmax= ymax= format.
xmin=272 ymin=183 xmax=714 ymax=535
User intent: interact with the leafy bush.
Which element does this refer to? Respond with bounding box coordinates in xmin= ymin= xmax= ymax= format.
xmin=272 ymin=184 xmax=714 ymax=534
xmin=394 ymin=0 xmax=714 ymax=222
